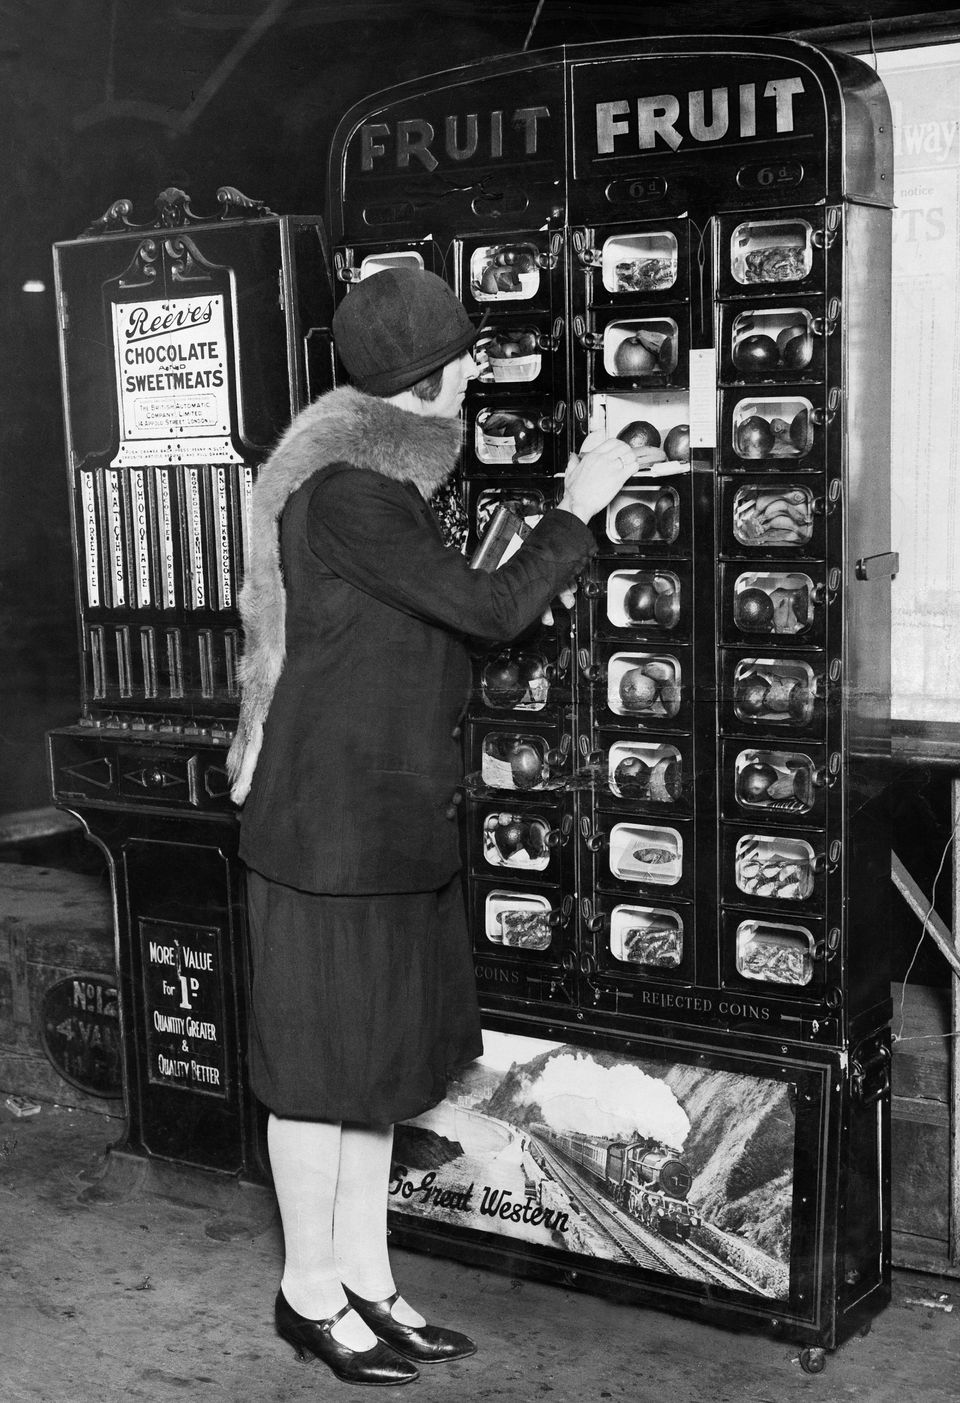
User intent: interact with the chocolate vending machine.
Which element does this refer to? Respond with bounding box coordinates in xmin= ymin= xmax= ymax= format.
xmin=327 ymin=36 xmax=895 ymax=1368
xmin=48 ymin=189 xmax=334 ymax=1180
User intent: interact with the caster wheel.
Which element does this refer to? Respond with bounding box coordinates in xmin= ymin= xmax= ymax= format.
xmin=799 ymin=1347 xmax=827 ymax=1374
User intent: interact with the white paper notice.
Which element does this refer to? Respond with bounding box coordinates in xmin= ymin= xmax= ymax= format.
xmin=688 ymin=349 xmax=718 ymax=448
xmin=111 ymin=294 xmax=242 ymax=466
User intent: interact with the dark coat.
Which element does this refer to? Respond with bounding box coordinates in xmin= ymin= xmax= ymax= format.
xmin=234 ymin=389 xmax=596 ymax=894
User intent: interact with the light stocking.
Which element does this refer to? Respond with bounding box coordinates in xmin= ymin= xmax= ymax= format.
xmin=335 ymin=1123 xmax=426 ymax=1328
xmin=266 ymin=1113 xmax=377 ymax=1350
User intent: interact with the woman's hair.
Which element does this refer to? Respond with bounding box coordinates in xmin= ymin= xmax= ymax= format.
xmin=409 ymin=365 xmax=445 ymax=401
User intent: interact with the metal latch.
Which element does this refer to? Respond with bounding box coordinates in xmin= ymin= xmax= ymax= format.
xmin=855 ymin=551 xmax=899 ymax=581
xmin=851 ymin=1043 xmax=890 ymax=1105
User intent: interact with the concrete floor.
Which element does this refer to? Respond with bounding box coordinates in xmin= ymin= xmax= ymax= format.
xmin=0 ymin=1103 xmax=957 ymax=1403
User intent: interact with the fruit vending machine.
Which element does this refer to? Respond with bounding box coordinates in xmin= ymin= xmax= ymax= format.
xmin=327 ymin=35 xmax=896 ymax=1366
xmin=47 ymin=188 xmax=335 ymax=1180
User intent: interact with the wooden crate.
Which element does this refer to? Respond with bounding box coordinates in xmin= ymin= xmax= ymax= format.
xmin=891 ymin=980 xmax=957 ymax=1274
xmin=0 ymin=862 xmax=121 ymax=1114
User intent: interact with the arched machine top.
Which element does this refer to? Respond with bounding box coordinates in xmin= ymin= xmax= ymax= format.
xmin=328 ymin=35 xmax=892 ymax=243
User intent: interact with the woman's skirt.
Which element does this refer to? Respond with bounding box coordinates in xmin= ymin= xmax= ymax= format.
xmin=245 ymin=869 xmax=483 ymax=1124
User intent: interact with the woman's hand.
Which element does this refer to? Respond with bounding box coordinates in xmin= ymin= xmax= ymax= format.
xmin=557 ymin=432 xmax=669 ymax=525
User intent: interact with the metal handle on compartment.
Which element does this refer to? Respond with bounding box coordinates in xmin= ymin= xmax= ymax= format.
xmin=811 ymin=568 xmax=842 ymax=605
xmin=539 ymin=401 xmax=567 ymax=435
xmin=811 ymin=297 xmax=841 ymax=337
xmin=545 ymin=735 xmax=572 ymax=767
xmin=810 ymin=387 xmax=841 ymax=427
xmin=813 ymin=926 xmax=842 ymax=963
xmin=543 ymin=813 xmax=574 ymax=849
xmin=572 ymin=314 xmax=603 ymax=351
xmin=536 ymin=317 xmax=565 ymax=353
xmin=334 ymin=251 xmax=360 ymax=284
xmin=578 ymin=648 xmax=602 ymax=682
xmin=812 ymin=480 xmax=842 ymax=518
xmin=572 ymin=228 xmax=601 ymax=267
xmin=579 ymin=897 xmax=606 ymax=934
xmin=536 ymin=232 xmax=564 ymax=270
xmin=549 ymin=894 xmax=575 ymax=928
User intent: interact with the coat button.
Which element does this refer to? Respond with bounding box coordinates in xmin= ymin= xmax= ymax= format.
xmin=444 ymin=791 xmax=463 ymax=820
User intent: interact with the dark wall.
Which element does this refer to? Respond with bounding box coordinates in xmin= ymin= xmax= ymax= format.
xmin=0 ymin=0 xmax=946 ymax=813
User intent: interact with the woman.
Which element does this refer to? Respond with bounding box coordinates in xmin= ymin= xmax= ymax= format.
xmin=228 ymin=267 xmax=665 ymax=1386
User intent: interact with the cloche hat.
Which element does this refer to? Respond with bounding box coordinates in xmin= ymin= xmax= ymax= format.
xmin=332 ymin=267 xmax=486 ymax=397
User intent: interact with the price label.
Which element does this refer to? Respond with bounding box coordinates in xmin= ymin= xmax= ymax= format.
xmin=605 ymin=175 xmax=668 ymax=205
xmin=736 ymin=160 xmax=804 ymax=193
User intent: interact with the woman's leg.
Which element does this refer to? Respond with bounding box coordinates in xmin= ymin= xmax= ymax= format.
xmin=334 ymin=1123 xmax=425 ymax=1326
xmin=266 ymin=1112 xmax=378 ymax=1348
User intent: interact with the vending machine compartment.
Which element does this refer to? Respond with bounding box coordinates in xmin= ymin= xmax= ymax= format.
xmin=722 ymin=566 xmax=831 ymax=646
xmin=467 ymin=794 xmax=573 ymax=886
xmin=596 ymin=476 xmax=691 ymax=556
xmin=463 ymin=234 xmax=559 ymax=311
xmin=720 ymin=477 xmax=829 ymax=556
xmin=722 ymin=387 xmax=835 ymax=469
xmin=575 ymin=219 xmax=691 ymax=304
xmin=584 ymin=809 xmax=693 ymax=899
xmin=722 ymin=825 xmax=839 ymax=911
xmin=464 ymin=479 xmax=556 ymax=556
xmin=469 ymin=398 xmax=561 ymax=474
xmin=720 ymin=908 xmax=833 ymax=1002
xmin=588 ymin=893 xmax=695 ymax=983
xmin=715 ymin=208 xmax=836 ymax=299
xmin=465 ymin=718 xmax=572 ymax=796
xmin=474 ymin=313 xmax=564 ymax=393
xmin=721 ymin=740 xmax=834 ymax=824
xmin=719 ymin=297 xmax=831 ymax=382
xmin=589 ymin=561 xmax=690 ymax=638
xmin=720 ymin=650 xmax=825 ymax=732
xmin=473 ymin=636 xmax=572 ymax=717
xmin=473 ymin=880 xmax=572 ymax=959
xmin=590 ymin=643 xmax=691 ymax=731
xmin=587 ymin=306 xmax=688 ymax=390
xmin=469 ymin=880 xmax=577 ymax=1006
xmin=588 ymin=732 xmax=691 ymax=814
xmin=334 ymin=240 xmax=439 ymax=283
xmin=592 ymin=390 xmax=691 ymax=471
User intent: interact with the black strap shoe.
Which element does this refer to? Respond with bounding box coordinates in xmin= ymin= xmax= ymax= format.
xmin=275 ymin=1290 xmax=420 ymax=1386
xmin=343 ymin=1285 xmax=478 ymax=1364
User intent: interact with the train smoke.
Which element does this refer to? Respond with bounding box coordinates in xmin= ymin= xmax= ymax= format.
xmin=523 ymin=1052 xmax=690 ymax=1148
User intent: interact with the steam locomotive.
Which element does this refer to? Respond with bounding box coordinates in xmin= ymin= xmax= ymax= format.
xmin=533 ymin=1124 xmax=700 ymax=1242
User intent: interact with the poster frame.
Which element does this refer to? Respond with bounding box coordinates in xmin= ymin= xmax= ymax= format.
xmin=386 ymin=1011 xmax=857 ymax=1348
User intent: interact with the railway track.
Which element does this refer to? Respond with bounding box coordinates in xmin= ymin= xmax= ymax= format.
xmin=535 ymin=1140 xmax=686 ymax=1275
xmin=532 ymin=1136 xmax=764 ymax=1292
xmin=669 ymin=1236 xmax=765 ymax=1293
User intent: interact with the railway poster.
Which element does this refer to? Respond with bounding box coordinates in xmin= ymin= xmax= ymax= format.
xmin=392 ymin=1031 xmax=794 ymax=1299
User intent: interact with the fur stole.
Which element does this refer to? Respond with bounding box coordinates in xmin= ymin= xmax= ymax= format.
xmin=226 ymin=386 xmax=462 ymax=803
